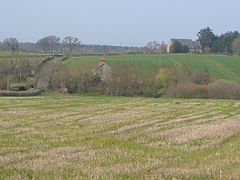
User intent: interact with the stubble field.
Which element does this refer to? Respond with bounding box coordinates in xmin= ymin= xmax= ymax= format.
xmin=0 ymin=94 xmax=240 ymax=179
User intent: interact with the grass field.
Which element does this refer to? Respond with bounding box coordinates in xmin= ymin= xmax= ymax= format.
xmin=65 ymin=54 xmax=240 ymax=81
xmin=0 ymin=51 xmax=41 ymax=57
xmin=1 ymin=94 xmax=240 ymax=179
xmin=1 ymin=52 xmax=240 ymax=81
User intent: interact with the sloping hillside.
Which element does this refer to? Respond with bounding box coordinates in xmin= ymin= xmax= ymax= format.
xmin=65 ymin=54 xmax=240 ymax=80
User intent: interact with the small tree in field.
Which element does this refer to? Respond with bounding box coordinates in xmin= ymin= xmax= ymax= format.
xmin=146 ymin=41 xmax=160 ymax=54
xmin=62 ymin=36 xmax=80 ymax=56
xmin=3 ymin=38 xmax=19 ymax=53
xmin=155 ymin=67 xmax=174 ymax=88
xmin=37 ymin=35 xmax=60 ymax=54
xmin=197 ymin=27 xmax=216 ymax=52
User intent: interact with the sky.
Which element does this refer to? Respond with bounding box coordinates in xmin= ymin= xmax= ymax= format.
xmin=0 ymin=0 xmax=239 ymax=46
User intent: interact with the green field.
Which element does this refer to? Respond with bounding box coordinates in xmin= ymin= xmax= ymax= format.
xmin=1 ymin=94 xmax=240 ymax=179
xmin=1 ymin=52 xmax=240 ymax=81
xmin=0 ymin=51 xmax=11 ymax=57
xmin=0 ymin=51 xmax=40 ymax=57
xmin=65 ymin=54 xmax=240 ymax=81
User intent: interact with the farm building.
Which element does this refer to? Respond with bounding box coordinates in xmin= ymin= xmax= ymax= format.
xmin=167 ymin=39 xmax=202 ymax=53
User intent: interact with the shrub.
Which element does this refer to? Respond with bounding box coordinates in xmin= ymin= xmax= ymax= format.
xmin=142 ymin=88 xmax=157 ymax=97
xmin=207 ymin=80 xmax=240 ymax=99
xmin=0 ymin=58 xmax=40 ymax=90
xmin=64 ymin=62 xmax=98 ymax=93
xmin=155 ymin=67 xmax=174 ymax=88
xmin=166 ymin=80 xmax=240 ymax=99
xmin=166 ymin=83 xmax=208 ymax=99
xmin=106 ymin=62 xmax=141 ymax=96
xmin=191 ymin=68 xmax=211 ymax=85
xmin=177 ymin=63 xmax=192 ymax=84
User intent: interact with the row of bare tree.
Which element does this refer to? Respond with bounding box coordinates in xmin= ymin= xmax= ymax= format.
xmin=145 ymin=41 xmax=168 ymax=54
xmin=36 ymin=36 xmax=80 ymax=55
xmin=0 ymin=36 xmax=80 ymax=56
xmin=1 ymin=38 xmax=19 ymax=53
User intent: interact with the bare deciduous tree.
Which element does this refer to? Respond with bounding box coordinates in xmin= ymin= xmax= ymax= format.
xmin=37 ymin=35 xmax=60 ymax=54
xmin=146 ymin=41 xmax=160 ymax=54
xmin=3 ymin=38 xmax=19 ymax=53
xmin=62 ymin=36 xmax=80 ymax=56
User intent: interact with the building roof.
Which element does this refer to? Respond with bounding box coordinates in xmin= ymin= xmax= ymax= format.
xmin=171 ymin=39 xmax=201 ymax=49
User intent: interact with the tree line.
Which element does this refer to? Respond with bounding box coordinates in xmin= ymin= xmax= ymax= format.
xmin=145 ymin=27 xmax=240 ymax=54
xmin=0 ymin=36 xmax=81 ymax=56
xmin=1 ymin=28 xmax=240 ymax=55
xmin=0 ymin=36 xmax=143 ymax=55
xmin=197 ymin=27 xmax=240 ymax=54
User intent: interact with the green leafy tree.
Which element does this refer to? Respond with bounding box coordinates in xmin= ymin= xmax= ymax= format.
xmin=172 ymin=41 xmax=189 ymax=53
xmin=212 ymin=31 xmax=239 ymax=53
xmin=197 ymin=27 xmax=216 ymax=52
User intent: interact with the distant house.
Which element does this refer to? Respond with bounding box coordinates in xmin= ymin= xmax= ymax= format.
xmin=167 ymin=39 xmax=202 ymax=53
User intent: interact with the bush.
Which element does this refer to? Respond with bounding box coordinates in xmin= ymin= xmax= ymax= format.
xmin=0 ymin=58 xmax=40 ymax=90
xmin=166 ymin=80 xmax=240 ymax=99
xmin=155 ymin=67 xmax=175 ymax=88
xmin=142 ymin=88 xmax=157 ymax=97
xmin=109 ymin=63 xmax=140 ymax=96
xmin=191 ymin=68 xmax=211 ymax=85
xmin=166 ymin=83 xmax=208 ymax=99
xmin=207 ymin=80 xmax=240 ymax=99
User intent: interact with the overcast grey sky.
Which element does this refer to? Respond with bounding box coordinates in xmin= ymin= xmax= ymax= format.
xmin=0 ymin=0 xmax=239 ymax=46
